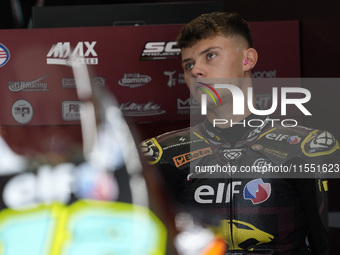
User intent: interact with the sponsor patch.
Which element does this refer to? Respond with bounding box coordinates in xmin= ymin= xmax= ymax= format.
xmin=251 ymin=144 xmax=263 ymax=151
xmin=219 ymin=148 xmax=245 ymax=162
xmin=265 ymin=133 xmax=290 ymax=142
xmin=302 ymin=130 xmax=339 ymax=157
xmin=173 ymin=147 xmax=212 ymax=167
xmin=287 ymin=135 xmax=301 ymax=144
xmin=140 ymin=138 xmax=162 ymax=165
xmin=253 ymin=158 xmax=273 ymax=169
xmin=244 ymin=178 xmax=271 ymax=204
xmin=12 ymin=100 xmax=33 ymax=124
xmin=263 ymin=148 xmax=288 ymax=159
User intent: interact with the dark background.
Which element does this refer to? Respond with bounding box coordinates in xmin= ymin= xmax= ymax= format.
xmin=1 ymin=0 xmax=339 ymax=253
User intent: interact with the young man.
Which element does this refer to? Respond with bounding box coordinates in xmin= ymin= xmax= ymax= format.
xmin=141 ymin=12 xmax=339 ymax=254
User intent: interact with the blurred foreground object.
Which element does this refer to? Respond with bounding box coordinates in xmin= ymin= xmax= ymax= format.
xmin=0 ymin=56 xmax=226 ymax=255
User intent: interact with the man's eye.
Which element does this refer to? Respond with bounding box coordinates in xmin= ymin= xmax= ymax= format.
xmin=185 ymin=62 xmax=194 ymax=70
xmin=207 ymin=52 xmax=216 ymax=60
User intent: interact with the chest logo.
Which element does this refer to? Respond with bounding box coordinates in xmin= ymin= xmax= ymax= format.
xmin=244 ymin=178 xmax=271 ymax=204
xmin=173 ymin=147 xmax=212 ymax=167
xmin=219 ymin=148 xmax=245 ymax=162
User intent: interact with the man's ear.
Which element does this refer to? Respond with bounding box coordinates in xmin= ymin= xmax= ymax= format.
xmin=243 ymin=48 xmax=258 ymax=71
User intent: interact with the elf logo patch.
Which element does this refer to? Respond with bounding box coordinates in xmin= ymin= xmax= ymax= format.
xmin=244 ymin=178 xmax=271 ymax=204
xmin=287 ymin=135 xmax=301 ymax=144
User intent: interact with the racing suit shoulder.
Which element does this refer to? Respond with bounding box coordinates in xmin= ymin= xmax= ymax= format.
xmin=140 ymin=126 xmax=212 ymax=168
xmin=253 ymin=124 xmax=339 ymax=165
xmin=299 ymin=127 xmax=339 ymax=158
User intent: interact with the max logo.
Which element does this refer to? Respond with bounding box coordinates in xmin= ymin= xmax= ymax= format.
xmin=47 ymin=41 xmax=98 ymax=65
xmin=173 ymin=147 xmax=212 ymax=167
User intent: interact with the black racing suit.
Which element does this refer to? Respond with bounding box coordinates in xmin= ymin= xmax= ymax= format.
xmin=141 ymin=116 xmax=340 ymax=255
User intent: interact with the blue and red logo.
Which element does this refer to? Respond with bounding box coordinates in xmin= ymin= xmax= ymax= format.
xmin=244 ymin=178 xmax=271 ymax=204
xmin=0 ymin=44 xmax=10 ymax=67
xmin=75 ymin=165 xmax=118 ymax=201
xmin=287 ymin=135 xmax=301 ymax=144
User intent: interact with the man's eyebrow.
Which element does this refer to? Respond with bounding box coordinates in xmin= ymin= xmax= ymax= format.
xmin=181 ymin=46 xmax=222 ymax=64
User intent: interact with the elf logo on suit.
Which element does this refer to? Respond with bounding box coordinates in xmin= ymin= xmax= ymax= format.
xmin=244 ymin=179 xmax=271 ymax=205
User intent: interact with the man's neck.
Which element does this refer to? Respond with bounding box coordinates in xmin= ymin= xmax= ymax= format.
xmin=202 ymin=77 xmax=254 ymax=128
xmin=205 ymin=99 xmax=253 ymax=128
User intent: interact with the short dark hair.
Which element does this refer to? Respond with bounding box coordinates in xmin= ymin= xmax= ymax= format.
xmin=177 ymin=12 xmax=253 ymax=49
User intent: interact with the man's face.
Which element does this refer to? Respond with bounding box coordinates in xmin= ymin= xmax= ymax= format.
xmin=180 ymin=35 xmax=247 ymax=105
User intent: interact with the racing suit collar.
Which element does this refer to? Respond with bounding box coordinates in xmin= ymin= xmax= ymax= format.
xmin=200 ymin=114 xmax=269 ymax=145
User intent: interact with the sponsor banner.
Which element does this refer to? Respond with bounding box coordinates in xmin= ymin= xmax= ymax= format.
xmin=118 ymin=73 xmax=151 ymax=88
xmin=46 ymin=41 xmax=98 ymax=66
xmin=62 ymin=101 xmax=81 ymax=121
xmin=62 ymin=77 xmax=106 ymax=88
xmin=8 ymin=74 xmax=50 ymax=92
xmin=192 ymin=179 xmax=271 ymax=205
xmin=12 ymin=100 xmax=33 ymax=124
xmin=140 ymin=41 xmax=181 ymax=60
xmin=120 ymin=101 xmax=166 ymax=117
xmin=0 ymin=21 xmax=300 ymax=125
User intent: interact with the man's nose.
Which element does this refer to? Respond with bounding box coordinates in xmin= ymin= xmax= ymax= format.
xmin=191 ymin=63 xmax=206 ymax=77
